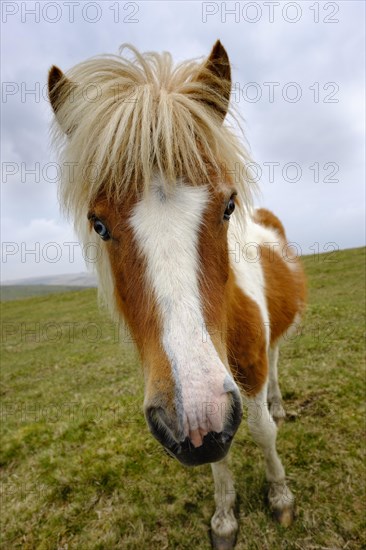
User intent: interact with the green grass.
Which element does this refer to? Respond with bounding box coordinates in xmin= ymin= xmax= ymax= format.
xmin=1 ymin=248 xmax=365 ymax=549
xmin=0 ymin=285 xmax=87 ymax=302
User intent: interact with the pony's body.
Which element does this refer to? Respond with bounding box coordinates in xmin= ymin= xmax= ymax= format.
xmin=49 ymin=41 xmax=306 ymax=548
xmin=228 ymin=210 xmax=305 ymax=401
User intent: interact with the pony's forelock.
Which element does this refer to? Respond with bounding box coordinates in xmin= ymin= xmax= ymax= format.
xmin=52 ymin=44 xmax=256 ymax=221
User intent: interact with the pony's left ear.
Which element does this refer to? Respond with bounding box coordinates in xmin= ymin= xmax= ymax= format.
xmin=48 ymin=65 xmax=75 ymax=135
xmin=196 ymin=40 xmax=231 ymax=121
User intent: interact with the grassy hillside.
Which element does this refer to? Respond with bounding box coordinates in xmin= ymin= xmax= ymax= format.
xmin=0 ymin=285 xmax=87 ymax=302
xmin=1 ymin=248 xmax=365 ymax=549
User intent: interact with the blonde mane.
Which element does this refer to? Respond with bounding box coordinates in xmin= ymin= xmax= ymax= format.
xmin=51 ymin=44 xmax=256 ymax=320
xmin=52 ymin=44 xmax=255 ymax=219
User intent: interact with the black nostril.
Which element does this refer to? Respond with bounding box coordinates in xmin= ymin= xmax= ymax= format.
xmin=146 ymin=407 xmax=180 ymax=451
xmin=226 ymin=390 xmax=243 ymax=436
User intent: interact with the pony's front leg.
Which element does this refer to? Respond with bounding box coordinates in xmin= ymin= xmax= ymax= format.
xmin=246 ymin=384 xmax=295 ymax=526
xmin=267 ymin=345 xmax=286 ymax=425
xmin=210 ymin=456 xmax=238 ymax=549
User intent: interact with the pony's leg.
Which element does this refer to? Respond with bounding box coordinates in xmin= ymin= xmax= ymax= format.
xmin=246 ymin=385 xmax=295 ymax=526
xmin=267 ymin=345 xmax=286 ymax=425
xmin=210 ymin=456 xmax=238 ymax=549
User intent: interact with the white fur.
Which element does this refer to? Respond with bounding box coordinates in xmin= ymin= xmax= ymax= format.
xmin=245 ymin=385 xmax=294 ymax=511
xmin=228 ymin=217 xmax=271 ymax=346
xmin=130 ymin=178 xmax=238 ymax=447
xmin=210 ymin=384 xmax=294 ymax=542
xmin=211 ymin=458 xmax=238 ymax=542
xmin=228 ymin=215 xmax=301 ymax=347
xmin=268 ymin=345 xmax=286 ymax=422
xmin=245 ymin=217 xmax=282 ymax=248
xmin=245 ymin=217 xmax=300 ymax=273
xmin=245 ymin=384 xmax=284 ymax=481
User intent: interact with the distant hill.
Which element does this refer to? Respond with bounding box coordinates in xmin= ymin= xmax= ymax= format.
xmin=0 ymin=285 xmax=88 ymax=302
xmin=1 ymin=272 xmax=97 ymax=287
xmin=1 ymin=272 xmax=97 ymax=301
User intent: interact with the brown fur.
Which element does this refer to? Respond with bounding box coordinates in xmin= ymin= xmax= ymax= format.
xmin=255 ymin=208 xmax=307 ymax=345
xmin=254 ymin=208 xmax=287 ymax=240
xmin=261 ymin=243 xmax=306 ymax=345
xmin=197 ymin=184 xmax=233 ymax=367
xmin=224 ymin=208 xmax=306 ymax=397
xmin=227 ymin=274 xmax=269 ymax=396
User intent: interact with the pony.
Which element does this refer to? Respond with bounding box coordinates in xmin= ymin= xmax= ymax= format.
xmin=48 ymin=40 xmax=306 ymax=549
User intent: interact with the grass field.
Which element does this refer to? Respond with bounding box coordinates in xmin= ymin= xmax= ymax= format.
xmin=1 ymin=247 xmax=365 ymax=549
xmin=0 ymin=286 xmax=87 ymax=302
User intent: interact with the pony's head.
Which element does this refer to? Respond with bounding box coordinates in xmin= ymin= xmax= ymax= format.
xmin=49 ymin=41 xmax=254 ymax=466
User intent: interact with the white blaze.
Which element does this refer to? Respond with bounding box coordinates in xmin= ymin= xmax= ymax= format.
xmin=130 ymin=179 xmax=237 ymax=447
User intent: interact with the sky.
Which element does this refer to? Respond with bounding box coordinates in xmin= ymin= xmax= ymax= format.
xmin=1 ymin=0 xmax=365 ymax=281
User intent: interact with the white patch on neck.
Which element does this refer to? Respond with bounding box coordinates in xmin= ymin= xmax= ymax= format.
xmin=228 ymin=216 xmax=271 ymax=346
xmin=130 ymin=178 xmax=237 ymax=446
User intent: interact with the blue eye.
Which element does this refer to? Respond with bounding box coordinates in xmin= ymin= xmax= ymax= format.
xmin=224 ymin=196 xmax=236 ymax=220
xmin=93 ymin=218 xmax=110 ymax=241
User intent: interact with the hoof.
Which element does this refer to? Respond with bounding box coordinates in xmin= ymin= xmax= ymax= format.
xmin=273 ymin=504 xmax=296 ymax=527
xmin=211 ymin=532 xmax=237 ymax=550
xmin=210 ymin=509 xmax=238 ymax=549
xmin=268 ymin=481 xmax=295 ymax=527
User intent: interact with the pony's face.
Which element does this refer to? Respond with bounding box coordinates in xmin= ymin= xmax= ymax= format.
xmin=88 ymin=179 xmax=242 ymax=466
xmin=49 ymin=41 xmax=245 ymax=466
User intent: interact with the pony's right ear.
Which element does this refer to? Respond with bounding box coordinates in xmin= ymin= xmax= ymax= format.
xmin=48 ymin=65 xmax=74 ymax=135
xmin=196 ymin=40 xmax=232 ymax=121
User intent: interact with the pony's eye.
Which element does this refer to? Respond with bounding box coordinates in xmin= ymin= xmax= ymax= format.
xmin=224 ymin=196 xmax=236 ymax=220
xmin=93 ymin=218 xmax=110 ymax=241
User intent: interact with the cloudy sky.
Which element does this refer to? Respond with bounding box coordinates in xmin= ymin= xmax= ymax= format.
xmin=1 ymin=0 xmax=365 ymax=281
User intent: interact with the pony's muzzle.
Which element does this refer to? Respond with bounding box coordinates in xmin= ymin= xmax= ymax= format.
xmin=145 ymin=390 xmax=243 ymax=466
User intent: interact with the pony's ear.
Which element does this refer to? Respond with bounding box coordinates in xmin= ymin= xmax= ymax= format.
xmin=196 ymin=40 xmax=231 ymax=121
xmin=48 ymin=65 xmax=74 ymax=135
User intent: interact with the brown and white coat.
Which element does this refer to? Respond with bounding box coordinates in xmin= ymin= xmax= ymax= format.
xmin=49 ymin=40 xmax=307 ymax=549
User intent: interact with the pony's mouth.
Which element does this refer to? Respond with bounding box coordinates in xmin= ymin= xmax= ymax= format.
xmin=162 ymin=431 xmax=235 ymax=467
xmin=147 ymin=393 xmax=243 ymax=467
